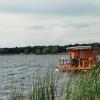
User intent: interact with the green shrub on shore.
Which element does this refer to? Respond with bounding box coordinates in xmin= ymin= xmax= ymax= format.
xmin=9 ymin=65 xmax=100 ymax=100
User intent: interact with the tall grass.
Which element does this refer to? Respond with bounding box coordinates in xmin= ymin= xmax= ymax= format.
xmin=28 ymin=71 xmax=57 ymax=100
xmin=9 ymin=89 xmax=24 ymax=100
xmin=60 ymin=64 xmax=100 ymax=100
xmin=9 ymin=65 xmax=100 ymax=100
xmin=9 ymin=71 xmax=60 ymax=100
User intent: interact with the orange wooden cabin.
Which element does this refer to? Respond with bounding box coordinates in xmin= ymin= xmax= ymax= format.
xmin=56 ymin=46 xmax=100 ymax=72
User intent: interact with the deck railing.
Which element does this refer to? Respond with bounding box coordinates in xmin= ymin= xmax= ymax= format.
xmin=59 ymin=58 xmax=71 ymax=67
xmin=59 ymin=57 xmax=95 ymax=68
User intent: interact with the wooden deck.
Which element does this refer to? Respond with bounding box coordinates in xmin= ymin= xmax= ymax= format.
xmin=56 ymin=66 xmax=91 ymax=72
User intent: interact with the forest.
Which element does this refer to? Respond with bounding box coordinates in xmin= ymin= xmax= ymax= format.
xmin=0 ymin=43 xmax=100 ymax=54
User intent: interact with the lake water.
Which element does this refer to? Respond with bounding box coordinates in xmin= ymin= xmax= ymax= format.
xmin=0 ymin=54 xmax=66 ymax=100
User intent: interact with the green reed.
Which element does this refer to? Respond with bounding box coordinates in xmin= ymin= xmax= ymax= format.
xmin=60 ymin=64 xmax=100 ymax=100
xmin=9 ymin=64 xmax=100 ymax=100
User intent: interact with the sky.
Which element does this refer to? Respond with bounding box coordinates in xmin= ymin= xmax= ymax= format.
xmin=0 ymin=0 xmax=100 ymax=47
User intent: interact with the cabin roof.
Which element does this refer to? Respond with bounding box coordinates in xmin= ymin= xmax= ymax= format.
xmin=66 ymin=46 xmax=92 ymax=50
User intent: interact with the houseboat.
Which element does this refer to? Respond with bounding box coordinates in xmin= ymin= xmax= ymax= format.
xmin=56 ymin=46 xmax=100 ymax=72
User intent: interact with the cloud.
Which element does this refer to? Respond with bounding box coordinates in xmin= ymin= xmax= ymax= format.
xmin=0 ymin=0 xmax=100 ymax=5
xmin=28 ymin=25 xmax=46 ymax=30
xmin=0 ymin=0 xmax=100 ymax=47
xmin=27 ymin=16 xmax=100 ymax=31
xmin=67 ymin=22 xmax=100 ymax=28
xmin=0 ymin=0 xmax=100 ymax=16
xmin=0 ymin=12 xmax=100 ymax=47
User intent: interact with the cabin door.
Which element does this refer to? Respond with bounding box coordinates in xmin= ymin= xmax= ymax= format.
xmin=80 ymin=50 xmax=84 ymax=58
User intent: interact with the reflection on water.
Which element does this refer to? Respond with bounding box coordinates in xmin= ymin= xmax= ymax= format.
xmin=0 ymin=54 xmax=66 ymax=100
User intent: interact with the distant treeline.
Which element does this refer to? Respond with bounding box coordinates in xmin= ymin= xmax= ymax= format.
xmin=0 ymin=43 xmax=100 ymax=54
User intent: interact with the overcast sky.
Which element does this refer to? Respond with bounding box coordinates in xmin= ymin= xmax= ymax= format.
xmin=0 ymin=0 xmax=100 ymax=47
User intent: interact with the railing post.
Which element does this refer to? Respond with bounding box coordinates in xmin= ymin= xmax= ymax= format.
xmin=83 ymin=60 xmax=85 ymax=67
xmin=89 ymin=58 xmax=92 ymax=67
xmin=59 ymin=58 xmax=64 ymax=66
xmin=59 ymin=59 xmax=61 ymax=66
xmin=79 ymin=59 xmax=80 ymax=67
xmin=64 ymin=59 xmax=67 ymax=66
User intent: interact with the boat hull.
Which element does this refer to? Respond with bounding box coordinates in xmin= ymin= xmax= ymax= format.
xmin=56 ymin=66 xmax=91 ymax=72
